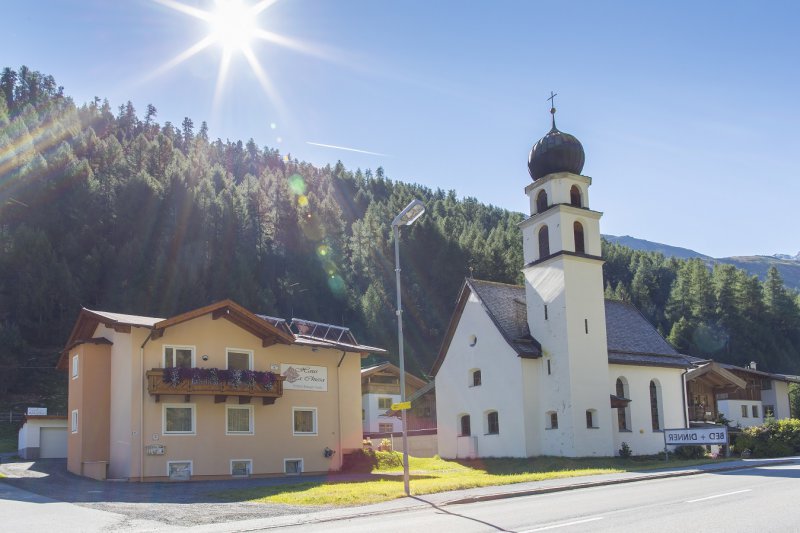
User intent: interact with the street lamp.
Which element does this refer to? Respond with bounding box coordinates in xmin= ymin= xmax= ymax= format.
xmin=392 ymin=199 xmax=425 ymax=496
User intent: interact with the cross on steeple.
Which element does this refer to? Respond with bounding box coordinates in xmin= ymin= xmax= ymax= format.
xmin=547 ymin=91 xmax=558 ymax=129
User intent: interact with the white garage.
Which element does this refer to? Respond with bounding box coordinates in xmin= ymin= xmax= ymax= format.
xmin=18 ymin=416 xmax=68 ymax=460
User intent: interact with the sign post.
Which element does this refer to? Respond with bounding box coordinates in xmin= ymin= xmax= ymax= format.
xmin=663 ymin=427 xmax=728 ymax=460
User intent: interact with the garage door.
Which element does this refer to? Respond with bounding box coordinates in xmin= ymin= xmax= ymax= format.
xmin=40 ymin=427 xmax=67 ymax=458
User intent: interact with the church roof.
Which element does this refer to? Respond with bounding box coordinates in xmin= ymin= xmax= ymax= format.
xmin=432 ymin=278 xmax=692 ymax=376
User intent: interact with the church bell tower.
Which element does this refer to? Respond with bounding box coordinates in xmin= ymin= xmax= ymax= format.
xmin=520 ymin=96 xmax=613 ymax=456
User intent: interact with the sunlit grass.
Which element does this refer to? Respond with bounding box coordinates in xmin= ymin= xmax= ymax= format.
xmin=214 ymin=453 xmax=727 ymax=507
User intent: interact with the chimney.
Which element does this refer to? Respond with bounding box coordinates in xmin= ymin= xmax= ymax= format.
xmin=749 ymin=361 xmax=757 ymax=370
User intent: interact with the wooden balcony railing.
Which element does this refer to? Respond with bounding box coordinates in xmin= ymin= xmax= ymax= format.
xmin=147 ymin=368 xmax=284 ymax=405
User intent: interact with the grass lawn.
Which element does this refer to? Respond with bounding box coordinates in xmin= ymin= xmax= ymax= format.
xmin=214 ymin=452 xmax=727 ymax=507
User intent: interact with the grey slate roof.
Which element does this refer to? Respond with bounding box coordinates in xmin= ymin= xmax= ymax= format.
xmin=467 ymin=279 xmax=691 ymax=368
xmin=468 ymin=279 xmax=541 ymax=357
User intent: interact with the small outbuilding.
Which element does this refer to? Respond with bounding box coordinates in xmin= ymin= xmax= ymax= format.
xmin=18 ymin=415 xmax=68 ymax=459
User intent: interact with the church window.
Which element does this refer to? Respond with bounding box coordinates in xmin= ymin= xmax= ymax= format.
xmin=468 ymin=334 xmax=477 ymax=347
xmin=574 ymin=221 xmax=585 ymax=254
xmin=544 ymin=304 xmax=548 ymax=320
xmin=536 ymin=189 xmax=548 ymax=213
xmin=486 ymin=411 xmax=499 ymax=435
xmin=616 ymin=377 xmax=630 ymax=431
xmin=470 ymin=369 xmax=482 ymax=387
xmin=570 ymin=185 xmax=582 ymax=207
xmin=547 ymin=359 xmax=551 ymax=375
xmin=459 ymin=414 xmax=471 ymax=436
xmin=650 ymin=380 xmax=663 ymax=431
xmin=538 ymin=226 xmax=550 ymax=259
xmin=586 ymin=409 xmax=598 ymax=429
xmin=546 ymin=411 xmax=558 ymax=429
xmin=585 ymin=318 xmax=589 ymax=334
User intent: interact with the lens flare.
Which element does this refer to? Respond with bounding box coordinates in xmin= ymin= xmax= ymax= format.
xmin=317 ymin=245 xmax=329 ymax=257
xmin=288 ymin=174 xmax=306 ymax=195
xmin=297 ymin=195 xmax=308 ymax=207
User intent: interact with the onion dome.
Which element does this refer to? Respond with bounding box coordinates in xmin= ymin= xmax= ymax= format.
xmin=528 ymin=105 xmax=585 ymax=181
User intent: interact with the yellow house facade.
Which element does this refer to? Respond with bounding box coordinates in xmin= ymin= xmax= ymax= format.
xmin=57 ymin=300 xmax=384 ymax=481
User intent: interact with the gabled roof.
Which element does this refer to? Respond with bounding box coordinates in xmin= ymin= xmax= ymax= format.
xmin=361 ymin=361 xmax=427 ymax=388
xmin=59 ymin=300 xmax=384 ymax=369
xmin=432 ymin=278 xmax=694 ymax=376
xmin=432 ymin=279 xmax=542 ymax=376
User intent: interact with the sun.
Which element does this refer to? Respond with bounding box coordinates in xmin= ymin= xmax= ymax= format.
xmin=208 ymin=0 xmax=258 ymax=52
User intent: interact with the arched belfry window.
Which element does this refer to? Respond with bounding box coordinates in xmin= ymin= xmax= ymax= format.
xmin=570 ymin=185 xmax=582 ymax=207
xmin=536 ymin=190 xmax=548 ymax=213
xmin=573 ymin=221 xmax=585 ymax=254
xmin=538 ymin=225 xmax=550 ymax=259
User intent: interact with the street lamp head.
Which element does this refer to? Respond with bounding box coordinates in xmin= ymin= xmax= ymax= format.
xmin=392 ymin=199 xmax=426 ymax=227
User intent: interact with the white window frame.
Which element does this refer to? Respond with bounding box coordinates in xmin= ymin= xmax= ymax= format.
xmin=230 ymin=459 xmax=252 ymax=476
xmin=71 ymin=409 xmax=78 ymax=433
xmin=292 ymin=407 xmax=318 ymax=436
xmin=284 ymin=458 xmax=303 ymax=475
xmin=226 ymin=405 xmax=254 ymax=435
xmin=167 ymin=460 xmax=193 ymax=477
xmin=163 ymin=345 xmax=196 ymax=368
xmin=71 ymin=354 xmax=79 ymax=380
xmin=163 ymin=403 xmax=196 ymax=435
xmin=226 ymin=348 xmax=254 ymax=371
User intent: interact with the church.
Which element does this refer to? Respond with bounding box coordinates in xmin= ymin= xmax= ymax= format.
xmin=431 ymin=103 xmax=694 ymax=458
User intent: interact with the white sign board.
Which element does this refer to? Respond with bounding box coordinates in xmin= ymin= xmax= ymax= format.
xmin=281 ymin=364 xmax=328 ymax=391
xmin=26 ymin=407 xmax=47 ymax=416
xmin=664 ymin=427 xmax=728 ymax=446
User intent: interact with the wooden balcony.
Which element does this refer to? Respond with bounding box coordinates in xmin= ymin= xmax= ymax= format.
xmin=147 ymin=369 xmax=284 ymax=405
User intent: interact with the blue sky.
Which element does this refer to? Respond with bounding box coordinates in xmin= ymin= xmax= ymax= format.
xmin=4 ymin=0 xmax=798 ymax=258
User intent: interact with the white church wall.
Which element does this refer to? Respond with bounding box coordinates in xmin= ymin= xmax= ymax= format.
xmin=435 ymin=292 xmax=527 ymax=459
xmin=609 ymin=364 xmax=686 ymax=456
xmin=521 ymin=357 xmax=543 ymax=457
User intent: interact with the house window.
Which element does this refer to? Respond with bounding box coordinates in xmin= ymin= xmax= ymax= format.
xmin=71 ymin=409 xmax=78 ymax=433
xmin=284 ymin=458 xmax=303 ymax=475
xmin=741 ymin=405 xmax=748 ymax=418
xmin=167 ymin=461 xmax=192 ymax=479
xmin=163 ymin=404 xmax=196 ymax=435
xmin=378 ymin=397 xmax=393 ymax=410
xmin=570 ymin=185 xmax=582 ymax=207
xmin=538 ymin=225 xmax=550 ymax=259
xmin=293 ymin=407 xmax=317 ymax=436
xmin=536 ymin=189 xmax=548 ymax=213
xmin=231 ymin=459 xmax=252 ymax=476
xmin=547 ymin=411 xmax=558 ymax=429
xmin=164 ymin=346 xmax=194 ymax=368
xmin=379 ymin=423 xmax=394 ymax=433
xmin=71 ymin=354 xmax=79 ymax=379
xmin=752 ymin=405 xmax=760 ymax=418
xmin=764 ymin=405 xmax=775 ymax=418
xmin=226 ymin=349 xmax=253 ymax=371
xmin=486 ymin=411 xmax=499 ymax=435
xmin=574 ymin=221 xmax=585 ymax=254
xmin=471 ymin=369 xmax=482 ymax=387
xmin=226 ymin=405 xmax=254 ymax=435
xmin=459 ymin=414 xmax=471 ymax=436
xmin=761 ymin=379 xmax=772 ymax=390
xmin=650 ymin=381 xmax=662 ymax=430
xmin=586 ymin=409 xmax=598 ymax=429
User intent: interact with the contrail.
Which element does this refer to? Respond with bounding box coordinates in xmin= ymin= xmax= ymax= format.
xmin=306 ymin=141 xmax=388 ymax=157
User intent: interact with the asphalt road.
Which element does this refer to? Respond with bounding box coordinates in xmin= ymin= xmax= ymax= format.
xmin=274 ymin=463 xmax=800 ymax=533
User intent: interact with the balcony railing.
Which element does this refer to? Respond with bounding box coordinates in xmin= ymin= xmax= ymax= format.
xmin=147 ymin=368 xmax=284 ymax=405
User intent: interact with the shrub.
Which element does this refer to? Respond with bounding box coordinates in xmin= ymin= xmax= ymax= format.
xmin=674 ymin=445 xmax=706 ymax=459
xmin=735 ymin=418 xmax=800 ymax=457
xmin=375 ymin=450 xmax=403 ymax=469
xmin=619 ymin=442 xmax=632 ymax=458
xmin=342 ymin=448 xmax=377 ymax=472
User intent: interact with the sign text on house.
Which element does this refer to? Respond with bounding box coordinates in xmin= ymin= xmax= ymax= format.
xmin=663 ymin=427 xmax=728 ymax=446
xmin=280 ymin=364 xmax=328 ymax=391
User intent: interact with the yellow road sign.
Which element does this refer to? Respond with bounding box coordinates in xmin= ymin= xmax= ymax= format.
xmin=391 ymin=401 xmax=411 ymax=411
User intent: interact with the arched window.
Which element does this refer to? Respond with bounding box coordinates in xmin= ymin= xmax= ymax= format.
xmin=470 ymin=369 xmax=482 ymax=387
xmin=573 ymin=221 xmax=585 ymax=254
xmin=650 ymin=380 xmax=662 ymax=431
xmin=536 ymin=189 xmax=548 ymax=213
xmin=538 ymin=225 xmax=550 ymax=259
xmin=486 ymin=411 xmax=499 ymax=435
xmin=616 ymin=377 xmax=630 ymax=431
xmin=586 ymin=409 xmax=598 ymax=428
xmin=570 ymin=185 xmax=582 ymax=207
xmin=460 ymin=414 xmax=471 ymax=436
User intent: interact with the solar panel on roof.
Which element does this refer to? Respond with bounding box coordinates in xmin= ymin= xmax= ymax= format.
xmin=290 ymin=318 xmax=357 ymax=344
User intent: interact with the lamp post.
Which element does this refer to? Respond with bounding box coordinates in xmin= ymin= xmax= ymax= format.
xmin=391 ymin=199 xmax=425 ymax=496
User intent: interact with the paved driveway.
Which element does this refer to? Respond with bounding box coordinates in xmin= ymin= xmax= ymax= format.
xmin=0 ymin=459 xmax=364 ymax=529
